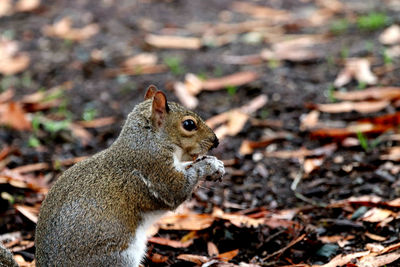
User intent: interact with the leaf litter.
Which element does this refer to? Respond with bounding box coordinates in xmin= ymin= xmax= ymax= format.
xmin=1 ymin=0 xmax=400 ymax=266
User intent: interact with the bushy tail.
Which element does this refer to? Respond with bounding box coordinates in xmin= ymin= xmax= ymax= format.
xmin=0 ymin=243 xmax=18 ymax=267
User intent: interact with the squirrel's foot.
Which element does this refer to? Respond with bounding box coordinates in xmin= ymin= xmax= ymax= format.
xmin=194 ymin=155 xmax=225 ymax=182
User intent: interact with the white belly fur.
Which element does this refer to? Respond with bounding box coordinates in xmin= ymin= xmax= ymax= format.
xmin=122 ymin=211 xmax=165 ymax=266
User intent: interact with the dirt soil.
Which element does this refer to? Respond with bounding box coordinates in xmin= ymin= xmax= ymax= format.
xmin=1 ymin=0 xmax=400 ymax=266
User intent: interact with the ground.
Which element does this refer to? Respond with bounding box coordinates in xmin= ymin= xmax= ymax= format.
xmin=0 ymin=0 xmax=400 ymax=266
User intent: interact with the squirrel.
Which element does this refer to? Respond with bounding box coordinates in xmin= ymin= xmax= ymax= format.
xmin=34 ymin=85 xmax=225 ymax=266
xmin=0 ymin=243 xmax=18 ymax=267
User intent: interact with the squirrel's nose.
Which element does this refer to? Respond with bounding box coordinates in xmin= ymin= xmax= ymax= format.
xmin=211 ymin=135 xmax=219 ymax=149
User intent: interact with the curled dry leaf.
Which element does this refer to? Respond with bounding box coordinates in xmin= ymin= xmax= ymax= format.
xmin=14 ymin=204 xmax=38 ymax=223
xmin=359 ymin=251 xmax=400 ymax=267
xmin=0 ymin=0 xmax=13 ymax=17
xmin=239 ymin=132 xmax=290 ymax=155
xmin=173 ymin=81 xmax=199 ymax=109
xmin=145 ymin=34 xmax=202 ymax=50
xmin=231 ymin=1 xmax=291 ymax=22
xmin=207 ymin=242 xmax=219 ymax=257
xmin=123 ymin=53 xmax=158 ymax=68
xmin=379 ymin=24 xmax=400 ymax=45
xmin=202 ymin=71 xmax=259 ymax=91
xmin=319 ymin=251 xmax=370 ymax=267
xmin=177 ymin=254 xmax=209 ymax=265
xmin=69 ymin=123 xmax=93 ymax=146
xmin=0 ymin=102 xmax=31 ymax=130
xmin=300 ymin=110 xmax=320 ymax=131
xmin=381 ymin=146 xmax=400 ymax=161
xmin=43 ymin=17 xmax=99 ymax=41
xmin=333 ymin=87 xmax=400 ymax=101
xmin=77 ymin=117 xmax=116 ymax=128
xmin=303 ymin=157 xmax=324 ymax=174
xmin=334 ymin=58 xmax=377 ymax=88
xmin=148 ymin=237 xmax=193 ymax=248
xmin=365 ymin=232 xmax=387 ymax=242
xmin=261 ymin=35 xmax=328 ymax=62
xmin=316 ymin=100 xmax=389 ymax=114
xmin=217 ymin=249 xmax=239 ymax=262
xmin=15 ymin=0 xmax=41 ymax=12
xmin=362 ymin=208 xmax=394 ymax=223
xmin=0 ymin=38 xmax=30 ymax=75
xmin=156 ymin=213 xmax=214 ymax=231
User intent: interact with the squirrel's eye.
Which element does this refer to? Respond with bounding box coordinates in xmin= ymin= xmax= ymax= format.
xmin=182 ymin=119 xmax=197 ymax=131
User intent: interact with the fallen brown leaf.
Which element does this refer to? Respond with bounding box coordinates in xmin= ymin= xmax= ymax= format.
xmin=217 ymin=249 xmax=239 ymax=262
xmin=261 ymin=35 xmax=328 ymax=62
xmin=365 ymin=232 xmax=387 ymax=242
xmin=148 ymin=236 xmax=193 ymax=248
xmin=0 ymin=89 xmax=14 ymax=103
xmin=265 ymin=144 xmax=337 ymax=160
xmin=379 ymin=24 xmax=400 ymax=45
xmin=380 ymin=146 xmax=400 ymax=161
xmin=14 ymin=204 xmax=38 ymax=223
xmin=77 ymin=117 xmax=116 ymax=128
xmin=334 ymin=58 xmax=377 ymax=87
xmin=145 ymin=34 xmax=202 ymax=50
xmin=213 ymin=207 xmax=265 ymax=228
xmin=316 ymin=100 xmax=389 ymax=114
xmin=231 ymin=1 xmax=291 ymax=22
xmin=177 ymin=254 xmax=209 ymax=265
xmin=202 ymin=71 xmax=259 ymax=91
xmin=333 ymin=87 xmax=400 ymax=101
xmin=0 ymin=168 xmax=48 ymax=192
xmin=0 ymin=38 xmax=30 ymax=75
xmin=157 ymin=213 xmax=214 ymax=231
xmin=239 ymin=132 xmax=291 ymax=155
xmin=300 ymin=110 xmax=320 ymax=131
xmin=206 ymin=94 xmax=267 ymax=140
xmin=207 ymin=242 xmax=219 ymax=257
xmin=317 ymin=251 xmax=370 ymax=267
xmin=303 ymin=157 xmax=324 ymax=174
xmin=69 ymin=123 xmax=93 ymax=146
xmin=361 ymin=208 xmax=394 ymax=223
xmin=149 ymin=253 xmax=168 ymax=263
xmin=0 ymin=102 xmax=31 ymax=130
xmin=15 ymin=0 xmax=40 ymax=12
xmin=359 ymin=251 xmax=400 ymax=267
xmin=43 ymin=17 xmax=99 ymax=41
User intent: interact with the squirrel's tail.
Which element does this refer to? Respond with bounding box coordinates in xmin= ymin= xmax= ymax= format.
xmin=0 ymin=243 xmax=18 ymax=267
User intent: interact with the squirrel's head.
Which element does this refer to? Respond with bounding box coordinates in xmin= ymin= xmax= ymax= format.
xmin=144 ymin=85 xmax=218 ymax=161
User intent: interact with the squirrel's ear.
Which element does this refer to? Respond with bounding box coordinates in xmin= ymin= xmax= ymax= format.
xmin=151 ymin=91 xmax=169 ymax=128
xmin=144 ymin=85 xmax=158 ymax=100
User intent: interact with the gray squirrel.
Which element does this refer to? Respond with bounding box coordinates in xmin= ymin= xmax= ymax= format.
xmin=33 ymin=85 xmax=225 ymax=266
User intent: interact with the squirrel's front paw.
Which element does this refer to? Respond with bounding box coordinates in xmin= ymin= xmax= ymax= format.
xmin=196 ymin=156 xmax=225 ymax=182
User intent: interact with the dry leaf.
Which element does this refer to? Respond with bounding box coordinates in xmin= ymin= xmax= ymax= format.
xmin=213 ymin=207 xmax=265 ymax=228
xmin=359 ymin=251 xmax=400 ymax=266
xmin=0 ymin=89 xmax=14 ymax=103
xmin=0 ymin=0 xmax=12 ymax=16
xmin=177 ymin=254 xmax=209 ymax=265
xmin=231 ymin=1 xmax=291 ymax=22
xmin=261 ymin=36 xmax=327 ymax=62
xmin=15 ymin=0 xmax=40 ymax=12
xmin=207 ymin=242 xmax=219 ymax=256
xmin=202 ymin=71 xmax=259 ymax=91
xmin=145 ymin=34 xmax=201 ymax=50
xmin=148 ymin=237 xmax=193 ymax=248
xmin=303 ymin=157 xmax=324 ymax=174
xmin=379 ymin=24 xmax=400 ymax=45
xmin=123 ymin=53 xmax=157 ymax=68
xmin=333 ymin=87 xmax=400 ymax=101
xmin=239 ymin=133 xmax=289 ymax=155
xmin=334 ymin=58 xmax=377 ymax=87
xmin=316 ymin=100 xmax=389 ymax=114
xmin=318 ymin=235 xmax=355 ymax=244
xmin=14 ymin=204 xmax=38 ymax=223
xmin=77 ymin=117 xmax=116 ymax=128
xmin=69 ymin=123 xmax=93 ymax=146
xmin=265 ymin=144 xmax=337 ymax=160
xmin=11 ymin=162 xmax=50 ymax=174
xmin=362 ymin=208 xmax=394 ymax=223
xmin=173 ymin=81 xmax=199 ymax=109
xmin=319 ymin=251 xmax=370 ymax=267
xmin=0 ymin=38 xmax=30 ymax=75
xmin=380 ymin=146 xmax=400 ymax=161
xmin=217 ymin=249 xmax=239 ymax=262
xmin=365 ymin=232 xmax=387 ymax=242
xmin=43 ymin=17 xmax=99 ymax=41
xmin=149 ymin=253 xmax=168 ymax=263
xmin=206 ymin=95 xmax=267 ymax=140
xmin=157 ymin=213 xmax=214 ymax=231
xmin=0 ymin=102 xmax=31 ymax=130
